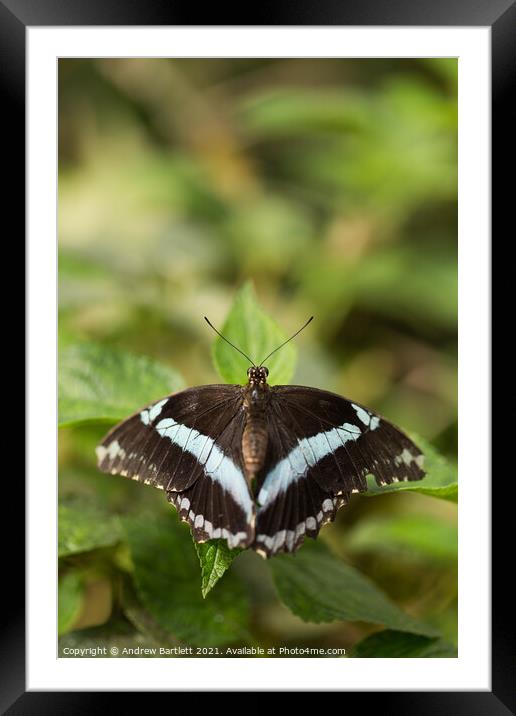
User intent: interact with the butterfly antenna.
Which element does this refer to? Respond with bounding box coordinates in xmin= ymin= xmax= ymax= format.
xmin=204 ymin=317 xmax=255 ymax=366
xmin=259 ymin=316 xmax=314 ymax=366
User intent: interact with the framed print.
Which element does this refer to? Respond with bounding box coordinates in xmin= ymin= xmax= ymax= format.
xmin=5 ymin=0 xmax=510 ymax=710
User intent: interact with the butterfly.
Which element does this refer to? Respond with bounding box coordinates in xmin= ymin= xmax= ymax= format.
xmin=96 ymin=317 xmax=425 ymax=558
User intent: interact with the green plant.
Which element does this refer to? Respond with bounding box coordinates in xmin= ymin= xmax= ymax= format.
xmin=58 ymin=284 xmax=457 ymax=657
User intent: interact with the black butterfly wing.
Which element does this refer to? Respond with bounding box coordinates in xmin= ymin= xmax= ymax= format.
xmin=253 ymin=385 xmax=425 ymax=557
xmin=96 ymin=385 xmax=255 ymax=549
xmin=253 ymin=406 xmax=346 ymax=558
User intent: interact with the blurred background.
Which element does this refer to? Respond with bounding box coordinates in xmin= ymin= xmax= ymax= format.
xmin=58 ymin=58 xmax=457 ymax=655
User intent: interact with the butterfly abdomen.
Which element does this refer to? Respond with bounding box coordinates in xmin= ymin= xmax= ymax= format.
xmin=242 ymin=385 xmax=270 ymax=481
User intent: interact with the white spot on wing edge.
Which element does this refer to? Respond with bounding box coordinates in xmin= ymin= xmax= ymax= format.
xmin=256 ymin=512 xmax=333 ymax=555
xmin=226 ymin=531 xmax=248 ymax=549
xmin=273 ymin=530 xmax=287 ymax=551
xmin=168 ymin=498 xmax=251 ymax=548
xmin=96 ymin=445 xmax=107 ymax=461
xmin=96 ymin=440 xmax=125 ymax=463
xmin=395 ymin=448 xmax=425 ymax=469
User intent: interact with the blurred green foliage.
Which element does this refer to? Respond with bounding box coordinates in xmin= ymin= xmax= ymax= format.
xmin=59 ymin=341 xmax=184 ymax=426
xmin=58 ymin=58 xmax=457 ymax=658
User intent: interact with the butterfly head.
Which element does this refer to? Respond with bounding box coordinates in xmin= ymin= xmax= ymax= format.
xmin=204 ymin=315 xmax=314 ymax=385
xmin=247 ymin=366 xmax=269 ymax=386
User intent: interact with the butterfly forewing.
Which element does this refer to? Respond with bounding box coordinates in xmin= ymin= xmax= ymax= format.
xmin=271 ymin=386 xmax=425 ymax=487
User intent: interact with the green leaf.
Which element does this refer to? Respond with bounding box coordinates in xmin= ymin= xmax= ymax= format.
xmin=59 ymin=342 xmax=184 ymax=427
xmin=121 ymin=512 xmax=250 ymax=645
xmin=271 ymin=541 xmax=438 ymax=637
xmin=347 ymin=514 xmax=457 ymax=563
xmin=212 ymin=282 xmax=296 ymax=385
xmin=58 ymin=570 xmax=85 ymax=636
xmin=58 ymin=498 xmax=123 ymax=558
xmin=195 ymin=540 xmax=242 ymax=598
xmin=121 ymin=577 xmax=183 ymax=646
xmin=350 ymin=629 xmax=457 ymax=658
xmin=365 ymin=434 xmax=457 ymax=502
xmin=59 ymin=617 xmax=164 ymax=657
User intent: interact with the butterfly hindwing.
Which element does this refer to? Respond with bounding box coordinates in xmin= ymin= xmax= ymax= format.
xmin=166 ymin=401 xmax=254 ymax=548
xmin=97 ymin=385 xmax=255 ymax=548
xmin=252 ymin=385 xmax=425 ymax=556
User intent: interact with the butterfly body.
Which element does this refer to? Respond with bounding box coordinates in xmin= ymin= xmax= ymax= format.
xmin=242 ymin=366 xmax=271 ymax=482
xmin=97 ymin=366 xmax=425 ymax=558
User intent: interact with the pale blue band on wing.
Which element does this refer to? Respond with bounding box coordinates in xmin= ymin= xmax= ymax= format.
xmin=352 ymin=403 xmax=380 ymax=430
xmin=140 ymin=398 xmax=168 ymax=425
xmin=257 ymin=422 xmax=362 ymax=507
xmin=154 ymin=416 xmax=253 ymax=520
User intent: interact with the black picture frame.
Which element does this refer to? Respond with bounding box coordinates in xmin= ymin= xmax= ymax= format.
xmin=6 ymin=0 xmax=507 ymax=711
